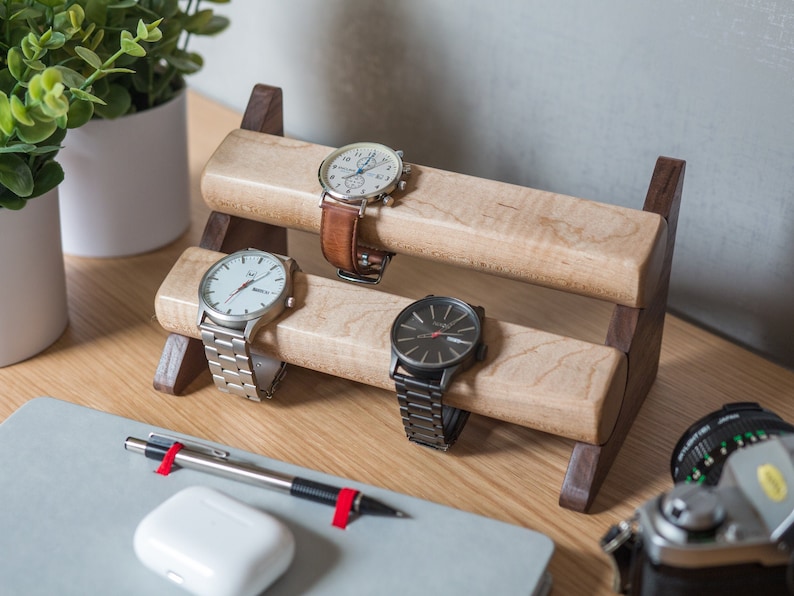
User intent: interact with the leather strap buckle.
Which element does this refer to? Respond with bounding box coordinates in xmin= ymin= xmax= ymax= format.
xmin=336 ymin=253 xmax=391 ymax=285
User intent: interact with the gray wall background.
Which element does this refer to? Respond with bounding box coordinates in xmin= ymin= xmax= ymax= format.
xmin=188 ymin=0 xmax=794 ymax=369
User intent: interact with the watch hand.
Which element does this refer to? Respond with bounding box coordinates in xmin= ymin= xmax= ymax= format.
xmin=430 ymin=313 xmax=468 ymax=338
xmin=360 ymin=158 xmax=390 ymax=173
xmin=342 ymin=158 xmax=390 ymax=179
xmin=224 ymin=282 xmax=250 ymax=303
xmin=356 ymin=153 xmax=375 ymax=174
xmin=415 ymin=332 xmax=463 ymax=339
xmin=224 ymin=273 xmax=270 ymax=303
xmin=342 ymin=152 xmax=376 ymax=179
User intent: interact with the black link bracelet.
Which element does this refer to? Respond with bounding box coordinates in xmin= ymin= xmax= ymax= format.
xmin=394 ymin=373 xmax=471 ymax=451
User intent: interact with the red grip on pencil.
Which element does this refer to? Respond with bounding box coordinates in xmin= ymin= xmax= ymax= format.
xmin=332 ymin=487 xmax=360 ymax=529
xmin=156 ymin=442 xmax=184 ymax=475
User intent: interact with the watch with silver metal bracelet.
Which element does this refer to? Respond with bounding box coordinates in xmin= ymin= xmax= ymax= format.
xmin=389 ymin=295 xmax=488 ymax=450
xmin=197 ymin=249 xmax=298 ymax=401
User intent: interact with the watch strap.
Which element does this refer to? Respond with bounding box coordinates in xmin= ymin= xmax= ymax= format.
xmin=319 ymin=199 xmax=392 ymax=284
xmin=200 ymin=322 xmax=286 ymax=401
xmin=393 ymin=372 xmax=471 ymax=451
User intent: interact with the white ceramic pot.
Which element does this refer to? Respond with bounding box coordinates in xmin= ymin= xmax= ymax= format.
xmin=58 ymin=90 xmax=190 ymax=257
xmin=0 ymin=189 xmax=69 ymax=367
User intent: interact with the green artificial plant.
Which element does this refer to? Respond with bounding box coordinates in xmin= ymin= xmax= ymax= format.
xmin=1 ymin=0 xmax=229 ymax=210
xmin=75 ymin=0 xmax=231 ymax=118
xmin=1 ymin=1 xmax=163 ymax=209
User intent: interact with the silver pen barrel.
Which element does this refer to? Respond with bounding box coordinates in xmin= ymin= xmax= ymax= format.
xmin=124 ymin=437 xmax=294 ymax=494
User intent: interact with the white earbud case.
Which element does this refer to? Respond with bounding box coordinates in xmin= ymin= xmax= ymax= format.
xmin=134 ymin=486 xmax=295 ymax=596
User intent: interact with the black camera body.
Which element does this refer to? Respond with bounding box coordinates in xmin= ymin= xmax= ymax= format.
xmin=619 ymin=547 xmax=788 ymax=595
xmin=602 ymin=434 xmax=794 ymax=595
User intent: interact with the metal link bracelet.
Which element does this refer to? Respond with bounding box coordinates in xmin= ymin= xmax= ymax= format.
xmin=393 ymin=373 xmax=471 ymax=451
xmin=200 ymin=323 xmax=286 ymax=401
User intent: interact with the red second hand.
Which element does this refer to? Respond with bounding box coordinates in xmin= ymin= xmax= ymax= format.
xmin=225 ymin=279 xmax=252 ymax=303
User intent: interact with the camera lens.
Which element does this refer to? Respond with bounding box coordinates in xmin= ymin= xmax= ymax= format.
xmin=670 ymin=402 xmax=794 ymax=485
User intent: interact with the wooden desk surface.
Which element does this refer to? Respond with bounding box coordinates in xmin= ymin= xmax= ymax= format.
xmin=2 ymin=91 xmax=794 ymax=594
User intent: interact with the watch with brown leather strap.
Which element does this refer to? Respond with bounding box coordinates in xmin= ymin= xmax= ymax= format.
xmin=318 ymin=142 xmax=410 ymax=284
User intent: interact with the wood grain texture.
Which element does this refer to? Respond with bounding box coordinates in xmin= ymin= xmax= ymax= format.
xmin=155 ymin=246 xmax=628 ymax=444
xmin=201 ymin=130 xmax=668 ymax=308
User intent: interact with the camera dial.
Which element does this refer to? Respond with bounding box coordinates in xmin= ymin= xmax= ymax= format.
xmin=659 ymin=484 xmax=726 ymax=539
xmin=670 ymin=402 xmax=794 ymax=485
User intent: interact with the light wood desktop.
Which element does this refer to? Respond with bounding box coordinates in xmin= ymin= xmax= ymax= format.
xmin=2 ymin=91 xmax=793 ymax=594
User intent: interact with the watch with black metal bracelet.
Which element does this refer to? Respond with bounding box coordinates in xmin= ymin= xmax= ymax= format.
xmin=389 ymin=295 xmax=488 ymax=450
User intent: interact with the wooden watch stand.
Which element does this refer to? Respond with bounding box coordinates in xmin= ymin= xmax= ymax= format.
xmin=153 ymin=83 xmax=684 ymax=513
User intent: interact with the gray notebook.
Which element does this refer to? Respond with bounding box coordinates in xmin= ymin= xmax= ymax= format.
xmin=0 ymin=397 xmax=553 ymax=595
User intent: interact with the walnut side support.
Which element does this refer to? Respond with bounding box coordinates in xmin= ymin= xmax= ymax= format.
xmin=153 ymin=84 xmax=288 ymax=395
xmin=559 ymin=157 xmax=684 ymax=512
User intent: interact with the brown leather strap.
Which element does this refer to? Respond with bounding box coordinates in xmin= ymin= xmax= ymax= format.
xmin=320 ymin=200 xmax=392 ymax=278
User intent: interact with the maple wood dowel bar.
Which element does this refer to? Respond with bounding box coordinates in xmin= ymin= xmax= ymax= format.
xmin=155 ymin=248 xmax=628 ymax=444
xmin=201 ymin=130 xmax=668 ymax=309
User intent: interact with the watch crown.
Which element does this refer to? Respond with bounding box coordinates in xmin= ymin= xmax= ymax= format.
xmin=383 ymin=195 xmax=395 ymax=207
xmin=285 ymin=296 xmax=296 ymax=308
xmin=398 ymin=180 xmax=407 ymax=192
xmin=403 ymin=164 xmax=412 ymax=176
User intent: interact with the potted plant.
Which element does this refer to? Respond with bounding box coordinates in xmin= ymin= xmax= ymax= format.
xmin=0 ymin=0 xmax=163 ymax=365
xmin=56 ymin=0 xmax=232 ymax=257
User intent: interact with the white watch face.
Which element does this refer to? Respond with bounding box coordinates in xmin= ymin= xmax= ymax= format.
xmin=200 ymin=250 xmax=287 ymax=321
xmin=319 ymin=142 xmax=402 ymax=201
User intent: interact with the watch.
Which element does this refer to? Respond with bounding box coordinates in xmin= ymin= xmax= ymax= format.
xmin=318 ymin=141 xmax=411 ymax=284
xmin=197 ymin=249 xmax=298 ymax=401
xmin=389 ymin=295 xmax=488 ymax=450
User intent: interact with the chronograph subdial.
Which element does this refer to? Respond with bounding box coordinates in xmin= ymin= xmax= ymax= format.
xmin=344 ymin=174 xmax=365 ymax=189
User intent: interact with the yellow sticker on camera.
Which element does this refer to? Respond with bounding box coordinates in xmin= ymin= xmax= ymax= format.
xmin=758 ymin=463 xmax=787 ymax=502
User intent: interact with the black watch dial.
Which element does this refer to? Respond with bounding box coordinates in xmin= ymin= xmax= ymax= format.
xmin=391 ymin=296 xmax=481 ymax=371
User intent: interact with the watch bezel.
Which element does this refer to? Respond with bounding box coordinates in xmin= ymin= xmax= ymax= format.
xmin=318 ymin=141 xmax=404 ymax=203
xmin=390 ymin=296 xmax=482 ymax=372
xmin=197 ymin=249 xmax=290 ymax=329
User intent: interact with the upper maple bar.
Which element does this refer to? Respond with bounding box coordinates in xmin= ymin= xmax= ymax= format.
xmin=201 ymin=130 xmax=667 ymax=308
